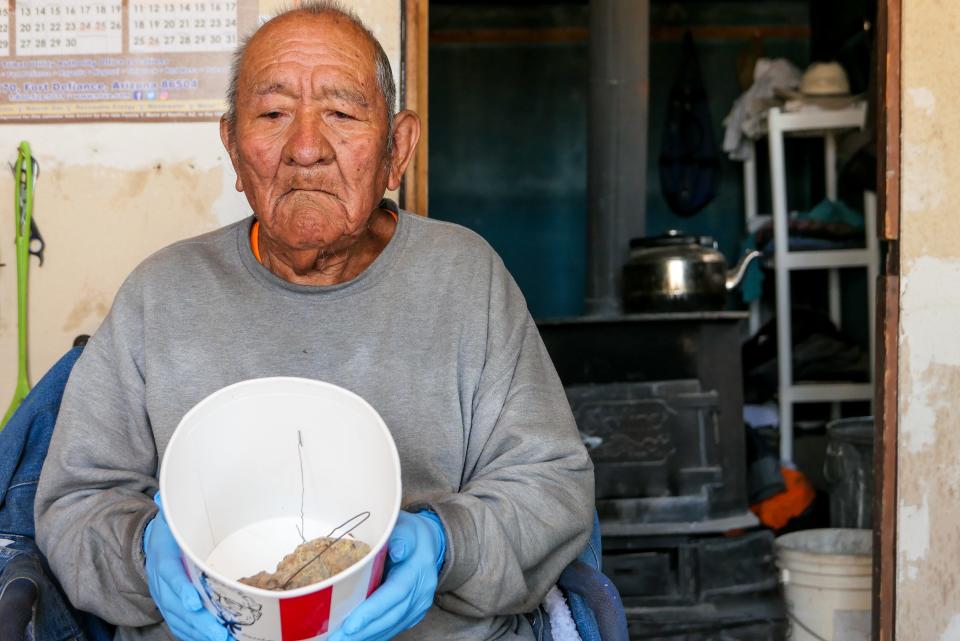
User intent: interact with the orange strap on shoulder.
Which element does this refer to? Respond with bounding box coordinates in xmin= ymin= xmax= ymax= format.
xmin=250 ymin=220 xmax=262 ymax=263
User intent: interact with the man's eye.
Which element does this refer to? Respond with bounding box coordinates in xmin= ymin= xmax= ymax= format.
xmin=261 ymin=111 xmax=282 ymax=120
xmin=333 ymin=111 xmax=353 ymax=120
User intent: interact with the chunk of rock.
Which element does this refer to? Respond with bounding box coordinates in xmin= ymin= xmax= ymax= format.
xmin=239 ymin=537 xmax=371 ymax=591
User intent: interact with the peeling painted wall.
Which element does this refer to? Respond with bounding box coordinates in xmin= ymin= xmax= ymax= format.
xmin=0 ymin=1 xmax=400 ymax=402
xmin=898 ymin=1 xmax=960 ymax=638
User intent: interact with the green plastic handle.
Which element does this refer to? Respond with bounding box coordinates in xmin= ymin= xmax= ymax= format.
xmin=1 ymin=141 xmax=35 ymax=430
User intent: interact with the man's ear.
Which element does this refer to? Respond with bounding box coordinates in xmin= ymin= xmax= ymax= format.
xmin=385 ymin=110 xmax=422 ymax=192
xmin=219 ymin=116 xmax=244 ymax=193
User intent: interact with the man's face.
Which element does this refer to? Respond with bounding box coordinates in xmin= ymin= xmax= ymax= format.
xmin=223 ymin=13 xmax=392 ymax=253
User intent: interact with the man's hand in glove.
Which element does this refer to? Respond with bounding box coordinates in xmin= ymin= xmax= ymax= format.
xmin=144 ymin=493 xmax=231 ymax=641
xmin=329 ymin=510 xmax=446 ymax=641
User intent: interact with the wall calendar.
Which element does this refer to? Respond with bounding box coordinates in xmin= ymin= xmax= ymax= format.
xmin=0 ymin=1 xmax=260 ymax=121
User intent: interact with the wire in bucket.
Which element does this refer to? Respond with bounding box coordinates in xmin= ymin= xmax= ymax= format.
xmin=284 ymin=426 xmax=373 ymax=589
xmin=296 ymin=430 xmax=306 ymax=544
xmin=281 ymin=511 xmax=371 ymax=589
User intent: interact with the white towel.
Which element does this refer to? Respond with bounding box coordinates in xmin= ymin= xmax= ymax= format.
xmin=543 ymin=586 xmax=582 ymax=641
xmin=723 ymin=58 xmax=802 ymax=161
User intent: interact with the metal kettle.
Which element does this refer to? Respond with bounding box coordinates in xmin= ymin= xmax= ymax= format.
xmin=622 ymin=230 xmax=761 ymax=312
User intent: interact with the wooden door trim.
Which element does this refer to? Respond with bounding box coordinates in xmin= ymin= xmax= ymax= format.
xmin=401 ymin=0 xmax=429 ymax=215
xmin=874 ymin=0 xmax=900 ymax=639
xmin=879 ymin=0 xmax=901 ymax=241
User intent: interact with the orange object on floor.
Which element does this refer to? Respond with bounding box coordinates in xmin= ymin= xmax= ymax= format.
xmin=750 ymin=467 xmax=816 ymax=530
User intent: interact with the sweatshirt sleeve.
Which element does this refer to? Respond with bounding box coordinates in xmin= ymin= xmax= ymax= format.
xmin=424 ymin=254 xmax=595 ymax=618
xmin=34 ymin=277 xmax=162 ymax=626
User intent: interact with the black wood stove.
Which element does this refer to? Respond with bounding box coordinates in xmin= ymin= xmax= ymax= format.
xmin=538 ymin=312 xmax=786 ymax=641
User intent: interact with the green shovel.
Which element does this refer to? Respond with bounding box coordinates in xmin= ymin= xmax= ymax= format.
xmin=1 ymin=142 xmax=44 ymax=430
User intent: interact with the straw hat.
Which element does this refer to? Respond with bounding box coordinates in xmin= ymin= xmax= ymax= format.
xmin=799 ymin=62 xmax=851 ymax=96
xmin=775 ymin=61 xmax=860 ymax=109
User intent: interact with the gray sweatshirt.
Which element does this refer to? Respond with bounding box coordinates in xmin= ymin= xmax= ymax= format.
xmin=35 ymin=212 xmax=594 ymax=641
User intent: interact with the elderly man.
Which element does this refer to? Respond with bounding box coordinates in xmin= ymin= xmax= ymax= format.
xmin=34 ymin=3 xmax=593 ymax=641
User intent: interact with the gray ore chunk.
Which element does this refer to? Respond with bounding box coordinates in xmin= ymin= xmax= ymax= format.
xmin=239 ymin=537 xmax=372 ymax=591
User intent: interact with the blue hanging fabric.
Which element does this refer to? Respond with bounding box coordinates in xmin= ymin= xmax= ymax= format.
xmin=658 ymin=30 xmax=721 ymax=217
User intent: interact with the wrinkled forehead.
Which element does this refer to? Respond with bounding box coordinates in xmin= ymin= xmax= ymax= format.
xmin=239 ymin=13 xmax=380 ymax=100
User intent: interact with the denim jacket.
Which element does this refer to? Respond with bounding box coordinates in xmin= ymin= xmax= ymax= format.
xmin=0 ymin=347 xmax=112 ymax=641
xmin=0 ymin=347 xmax=82 ymax=537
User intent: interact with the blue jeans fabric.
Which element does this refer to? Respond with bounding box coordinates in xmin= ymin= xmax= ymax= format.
xmin=0 ymin=535 xmax=86 ymax=641
xmin=566 ymin=512 xmax=602 ymax=641
xmin=0 ymin=348 xmax=82 ymax=538
xmin=529 ymin=511 xmax=619 ymax=641
xmin=0 ymin=347 xmax=113 ymax=641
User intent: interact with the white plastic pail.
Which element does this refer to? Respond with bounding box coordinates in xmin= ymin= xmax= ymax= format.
xmin=159 ymin=377 xmax=402 ymax=641
xmin=775 ymin=528 xmax=872 ymax=641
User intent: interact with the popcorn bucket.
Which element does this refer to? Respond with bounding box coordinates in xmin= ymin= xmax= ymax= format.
xmin=159 ymin=377 xmax=402 ymax=641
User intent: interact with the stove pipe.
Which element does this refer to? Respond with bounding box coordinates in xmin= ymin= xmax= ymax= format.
xmin=586 ymin=0 xmax=649 ymax=316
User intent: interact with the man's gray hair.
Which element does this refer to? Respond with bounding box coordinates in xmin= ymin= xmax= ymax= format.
xmin=224 ymin=0 xmax=397 ymax=140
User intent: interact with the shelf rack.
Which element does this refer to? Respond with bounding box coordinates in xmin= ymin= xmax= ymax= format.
xmin=740 ymin=103 xmax=877 ymax=463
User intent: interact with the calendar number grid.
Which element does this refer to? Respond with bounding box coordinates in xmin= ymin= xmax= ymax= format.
xmin=9 ymin=1 xmax=241 ymax=57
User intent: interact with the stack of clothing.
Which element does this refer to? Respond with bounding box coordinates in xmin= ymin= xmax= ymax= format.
xmin=740 ymin=198 xmax=866 ymax=304
xmin=741 ymin=308 xmax=870 ymax=406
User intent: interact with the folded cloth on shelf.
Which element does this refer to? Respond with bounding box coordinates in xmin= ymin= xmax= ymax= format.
xmin=723 ymin=58 xmax=802 ymax=161
xmin=755 ymin=220 xmax=864 ymax=253
xmin=742 ymin=308 xmax=870 ymax=404
xmin=740 ymin=199 xmax=865 ymax=303
xmin=756 ymin=197 xmax=864 ymax=248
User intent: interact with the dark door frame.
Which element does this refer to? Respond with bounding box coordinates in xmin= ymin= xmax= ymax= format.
xmin=401 ymin=0 xmax=429 ymax=215
xmin=874 ymin=0 xmax=900 ymax=639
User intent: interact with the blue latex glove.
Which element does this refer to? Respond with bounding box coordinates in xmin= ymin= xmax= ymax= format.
xmin=144 ymin=493 xmax=231 ymax=641
xmin=328 ymin=510 xmax=445 ymax=641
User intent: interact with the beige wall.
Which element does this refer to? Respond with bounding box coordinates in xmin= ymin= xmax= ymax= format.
xmin=897 ymin=0 xmax=960 ymax=637
xmin=0 ymin=1 xmax=400 ymax=400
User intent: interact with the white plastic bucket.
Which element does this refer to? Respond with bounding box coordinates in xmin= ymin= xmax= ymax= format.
xmin=775 ymin=528 xmax=872 ymax=641
xmin=159 ymin=377 xmax=402 ymax=641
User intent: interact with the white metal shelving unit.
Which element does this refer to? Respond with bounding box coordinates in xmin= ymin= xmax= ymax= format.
xmin=740 ymin=103 xmax=878 ymax=463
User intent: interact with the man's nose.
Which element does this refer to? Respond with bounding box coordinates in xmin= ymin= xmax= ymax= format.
xmin=282 ymin=110 xmax=335 ymax=167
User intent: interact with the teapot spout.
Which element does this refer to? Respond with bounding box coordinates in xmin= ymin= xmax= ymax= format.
xmin=726 ymin=250 xmax=762 ymax=290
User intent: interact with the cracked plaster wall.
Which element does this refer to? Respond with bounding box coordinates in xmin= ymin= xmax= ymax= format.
xmin=898 ymin=0 xmax=960 ymax=638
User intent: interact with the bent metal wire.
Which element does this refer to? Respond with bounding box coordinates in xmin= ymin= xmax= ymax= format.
xmin=280 ymin=510 xmax=372 ymax=589
xmin=281 ymin=429 xmax=372 ymax=590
